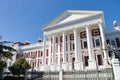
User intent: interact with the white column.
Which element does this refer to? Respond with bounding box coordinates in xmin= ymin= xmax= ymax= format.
xmin=48 ymin=37 xmax=51 ymax=65
xmin=41 ymin=36 xmax=46 ymax=71
xmin=57 ymin=36 xmax=61 ymax=70
xmin=42 ymin=36 xmax=46 ymax=64
xmin=62 ymin=31 xmax=66 ymax=63
xmin=78 ymin=31 xmax=83 ymax=70
xmin=52 ymin=33 xmax=55 ymax=64
xmin=50 ymin=33 xmax=56 ymax=71
xmin=62 ymin=31 xmax=67 ymax=71
xmin=58 ymin=36 xmax=60 ymax=65
xmin=86 ymin=25 xmax=96 ymax=69
xmin=73 ymin=29 xmax=79 ymax=62
xmin=67 ymin=34 xmax=72 ymax=71
xmin=86 ymin=25 xmax=94 ymax=60
xmin=98 ymin=23 xmax=108 ymax=65
xmin=74 ymin=28 xmax=83 ymax=70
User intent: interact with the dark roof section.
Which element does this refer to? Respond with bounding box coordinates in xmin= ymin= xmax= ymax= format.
xmin=14 ymin=42 xmax=25 ymax=46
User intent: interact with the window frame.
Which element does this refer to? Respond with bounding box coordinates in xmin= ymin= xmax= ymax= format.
xmin=83 ymin=40 xmax=87 ymax=49
xmin=110 ymin=40 xmax=116 ymax=48
xmin=95 ymin=38 xmax=101 ymax=47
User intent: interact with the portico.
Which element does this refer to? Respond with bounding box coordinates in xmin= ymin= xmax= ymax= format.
xmin=42 ymin=10 xmax=106 ymax=71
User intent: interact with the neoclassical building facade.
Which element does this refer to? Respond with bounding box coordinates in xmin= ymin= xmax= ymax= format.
xmin=7 ymin=10 xmax=120 ymax=71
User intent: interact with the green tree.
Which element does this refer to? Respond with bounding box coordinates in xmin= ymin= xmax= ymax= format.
xmin=0 ymin=36 xmax=16 ymax=78
xmin=0 ymin=36 xmax=16 ymax=60
xmin=9 ymin=57 xmax=31 ymax=76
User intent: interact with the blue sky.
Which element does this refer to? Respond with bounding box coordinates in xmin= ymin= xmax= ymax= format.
xmin=0 ymin=0 xmax=120 ymax=43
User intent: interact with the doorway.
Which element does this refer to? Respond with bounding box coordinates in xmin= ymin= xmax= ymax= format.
xmin=97 ymin=54 xmax=103 ymax=65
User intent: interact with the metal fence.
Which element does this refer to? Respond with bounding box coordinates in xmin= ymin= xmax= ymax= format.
xmin=27 ymin=71 xmax=59 ymax=80
xmin=63 ymin=68 xmax=114 ymax=80
xmin=27 ymin=68 xmax=114 ymax=80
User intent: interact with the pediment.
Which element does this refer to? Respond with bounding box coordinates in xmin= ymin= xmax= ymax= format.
xmin=42 ymin=10 xmax=103 ymax=31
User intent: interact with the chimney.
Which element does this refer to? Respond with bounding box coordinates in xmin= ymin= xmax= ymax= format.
xmin=25 ymin=40 xmax=30 ymax=45
xmin=113 ymin=20 xmax=117 ymax=27
xmin=38 ymin=38 xmax=42 ymax=43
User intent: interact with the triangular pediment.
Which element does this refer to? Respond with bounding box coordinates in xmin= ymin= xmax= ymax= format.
xmin=42 ymin=10 xmax=103 ymax=31
xmin=58 ymin=14 xmax=89 ymax=24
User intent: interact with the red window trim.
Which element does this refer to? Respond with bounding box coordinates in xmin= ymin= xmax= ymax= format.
xmin=92 ymin=28 xmax=100 ymax=36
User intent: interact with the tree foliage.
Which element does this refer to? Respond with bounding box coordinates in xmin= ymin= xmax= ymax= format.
xmin=0 ymin=36 xmax=16 ymax=60
xmin=0 ymin=60 xmax=6 ymax=72
xmin=0 ymin=36 xmax=16 ymax=75
xmin=9 ymin=58 xmax=31 ymax=76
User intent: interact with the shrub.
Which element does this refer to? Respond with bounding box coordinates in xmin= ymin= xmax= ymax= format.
xmin=9 ymin=58 xmax=31 ymax=76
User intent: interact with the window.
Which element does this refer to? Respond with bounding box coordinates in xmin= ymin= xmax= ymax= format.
xmin=70 ymin=34 xmax=74 ymax=40
xmin=40 ymin=59 xmax=42 ymax=64
xmin=70 ymin=42 xmax=74 ymax=51
xmin=60 ymin=36 xmax=62 ymax=42
xmin=95 ymin=39 xmax=100 ymax=47
xmin=84 ymin=56 xmax=89 ymax=66
xmin=111 ymin=40 xmax=116 ymax=47
xmin=97 ymin=55 xmax=103 ymax=65
xmin=46 ymin=49 xmax=48 ymax=57
xmin=38 ymin=51 xmax=40 ymax=57
xmin=72 ymin=43 xmax=75 ymax=50
xmin=46 ymin=58 xmax=48 ymax=64
xmin=80 ymin=31 xmax=86 ymax=38
xmin=84 ymin=41 xmax=87 ymax=48
xmin=92 ymin=29 xmax=100 ymax=36
xmin=41 ymin=52 xmax=43 ymax=57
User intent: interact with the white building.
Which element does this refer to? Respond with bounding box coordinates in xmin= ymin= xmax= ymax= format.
xmin=7 ymin=10 xmax=120 ymax=71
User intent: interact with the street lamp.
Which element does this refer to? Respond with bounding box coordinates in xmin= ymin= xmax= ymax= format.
xmin=31 ymin=52 xmax=36 ymax=79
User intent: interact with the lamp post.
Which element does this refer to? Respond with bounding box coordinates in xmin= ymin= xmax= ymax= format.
xmin=31 ymin=52 xmax=36 ymax=79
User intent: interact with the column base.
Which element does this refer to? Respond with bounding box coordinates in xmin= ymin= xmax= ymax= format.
xmin=68 ymin=63 xmax=72 ymax=71
xmin=50 ymin=63 xmax=56 ymax=71
xmin=74 ymin=61 xmax=83 ymax=70
xmin=56 ymin=65 xmax=60 ymax=71
xmin=40 ymin=64 xmax=45 ymax=71
xmin=88 ymin=59 xmax=96 ymax=70
xmin=62 ymin=62 xmax=68 ymax=71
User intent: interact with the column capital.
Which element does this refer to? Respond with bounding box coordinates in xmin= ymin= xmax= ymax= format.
xmin=97 ymin=21 xmax=103 ymax=25
xmin=62 ymin=30 xmax=66 ymax=34
xmin=73 ymin=28 xmax=78 ymax=32
xmin=84 ymin=24 xmax=90 ymax=27
xmin=52 ymin=33 xmax=55 ymax=36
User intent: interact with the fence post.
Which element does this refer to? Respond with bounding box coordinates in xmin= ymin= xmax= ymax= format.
xmin=111 ymin=59 xmax=120 ymax=80
xmin=59 ymin=69 xmax=63 ymax=80
xmin=24 ymin=70 xmax=28 ymax=80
